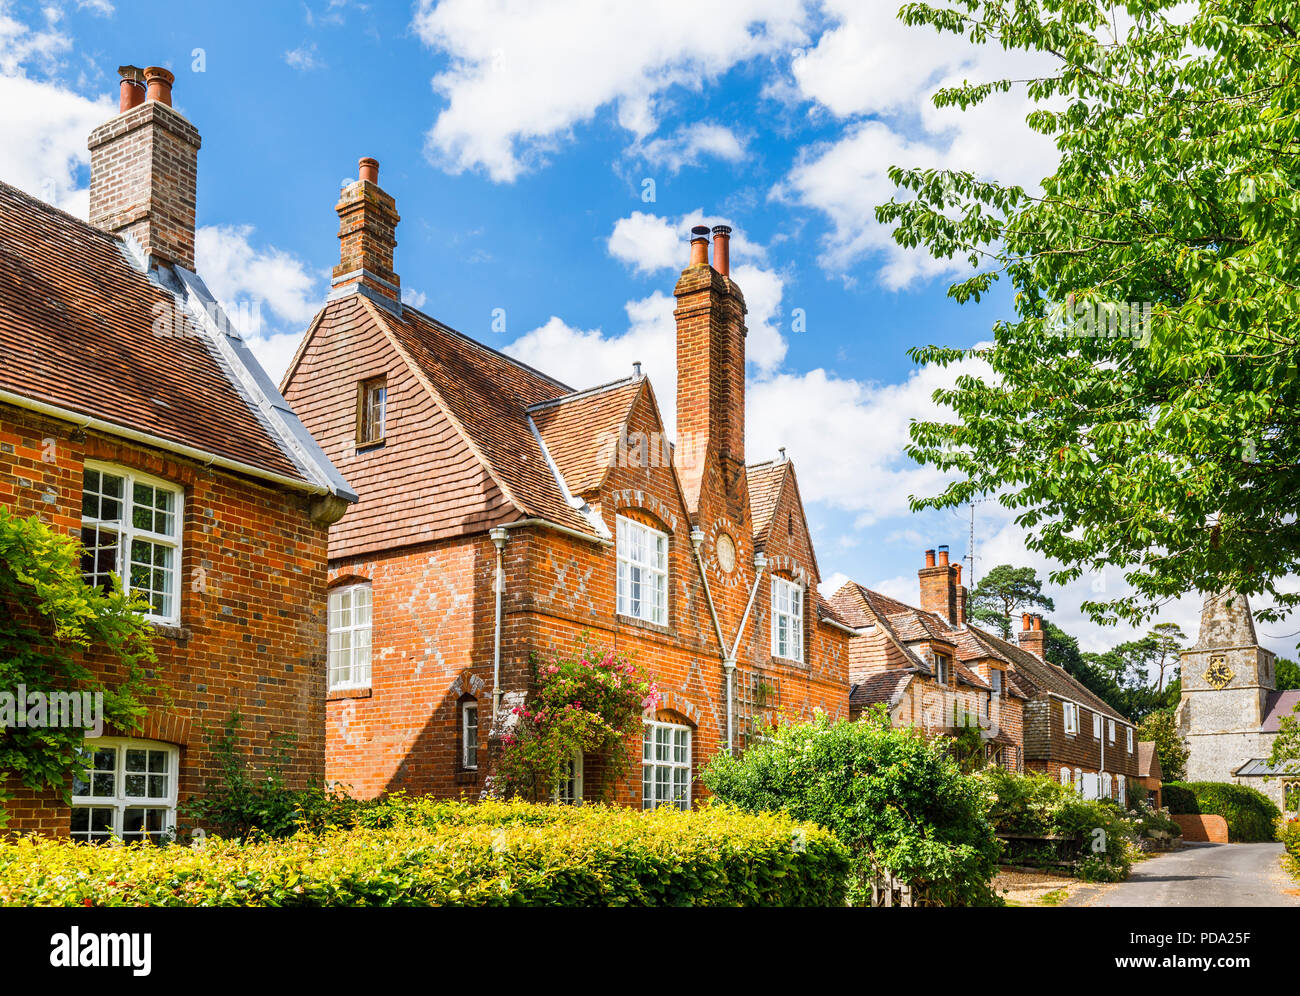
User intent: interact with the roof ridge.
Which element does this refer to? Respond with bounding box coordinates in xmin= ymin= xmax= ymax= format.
xmin=528 ymin=374 xmax=641 ymax=413
xmin=399 ymin=301 xmax=572 ymax=394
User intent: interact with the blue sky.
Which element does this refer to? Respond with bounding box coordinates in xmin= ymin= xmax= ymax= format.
xmin=4 ymin=0 xmax=1291 ymax=660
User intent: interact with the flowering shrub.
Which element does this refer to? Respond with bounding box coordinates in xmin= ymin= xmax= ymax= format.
xmin=0 ymin=801 xmax=848 ymax=907
xmin=494 ymin=640 xmax=657 ymax=801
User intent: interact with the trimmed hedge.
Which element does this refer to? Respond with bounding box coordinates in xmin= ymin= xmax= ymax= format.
xmin=1163 ymin=782 xmax=1280 ymax=842
xmin=0 ymin=801 xmax=848 ymax=907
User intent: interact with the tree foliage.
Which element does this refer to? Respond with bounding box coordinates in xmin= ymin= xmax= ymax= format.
xmin=0 ymin=508 xmax=154 ymax=825
xmin=968 ymin=563 xmax=1056 ymax=637
xmin=702 ymin=708 xmax=1003 ymax=906
xmin=883 ymin=0 xmax=1300 ymax=626
xmin=1137 ymin=708 xmax=1190 ymax=781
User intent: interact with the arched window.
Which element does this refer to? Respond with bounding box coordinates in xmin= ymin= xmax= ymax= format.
xmin=1060 ymin=766 xmax=1071 ymax=786
xmin=328 ymin=581 xmax=372 ymax=690
xmin=71 ymin=738 xmax=179 ymax=844
xmin=1283 ymin=781 xmax=1300 ymax=813
xmin=643 ymin=718 xmax=691 ymax=810
xmin=459 ymin=696 xmax=479 ymax=771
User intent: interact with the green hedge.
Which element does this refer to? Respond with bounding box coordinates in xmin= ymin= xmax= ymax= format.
xmin=0 ymin=801 xmax=848 ymax=907
xmin=1280 ymin=817 xmax=1300 ymax=877
xmin=1163 ymin=782 xmax=1281 ymax=842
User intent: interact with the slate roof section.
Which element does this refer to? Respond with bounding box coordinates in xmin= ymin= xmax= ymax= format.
xmin=1262 ymin=689 xmax=1300 ymax=733
xmin=0 ymin=181 xmax=352 ymax=497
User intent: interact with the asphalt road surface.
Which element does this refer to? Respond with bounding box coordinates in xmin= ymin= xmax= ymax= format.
xmin=1066 ymin=843 xmax=1300 ymax=907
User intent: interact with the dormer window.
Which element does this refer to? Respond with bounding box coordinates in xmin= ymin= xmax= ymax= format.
xmin=934 ymin=654 xmax=950 ymax=686
xmin=357 ymin=376 xmax=387 ymax=446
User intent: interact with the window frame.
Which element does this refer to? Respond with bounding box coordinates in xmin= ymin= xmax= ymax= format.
xmin=552 ymin=750 xmax=583 ymax=805
xmin=642 ymin=719 xmax=691 ymax=811
xmin=616 ymin=515 xmax=669 ymax=626
xmin=327 ymin=581 xmax=373 ymax=691
xmin=1063 ymin=701 xmax=1079 ymax=736
xmin=770 ymin=576 xmax=805 ymax=663
xmin=356 ymin=376 xmax=387 ymax=447
xmin=1093 ymin=713 xmax=1102 ymax=740
xmin=81 ymin=462 xmax=184 ymax=626
xmin=70 ymin=737 xmax=179 ymax=844
xmin=990 ymin=668 xmax=1003 ymax=696
xmin=934 ymin=653 xmax=951 ymax=687
xmin=1108 ymin=719 xmax=1116 ymax=744
xmin=1059 ymin=766 xmax=1071 ymax=786
xmin=461 ymin=700 xmax=479 ymax=771
xmin=1126 ymin=727 xmax=1134 ymax=753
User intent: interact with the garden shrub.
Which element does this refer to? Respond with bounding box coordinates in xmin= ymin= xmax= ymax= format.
xmin=0 ymin=801 xmax=847 ymax=907
xmin=977 ymin=767 xmax=1135 ymax=881
xmin=702 ymin=708 xmax=1003 ymax=906
xmin=1162 ymin=781 xmax=1281 ymax=842
xmin=1279 ymin=817 xmax=1300 ymax=879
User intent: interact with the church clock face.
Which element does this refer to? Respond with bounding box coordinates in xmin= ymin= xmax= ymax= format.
xmin=1204 ymin=655 xmax=1235 ymax=690
xmin=716 ymin=532 xmax=736 ymax=573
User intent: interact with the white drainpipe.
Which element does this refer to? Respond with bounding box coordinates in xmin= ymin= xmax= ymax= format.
xmin=690 ymin=528 xmax=733 ymax=750
xmin=490 ymin=527 xmax=509 ymax=717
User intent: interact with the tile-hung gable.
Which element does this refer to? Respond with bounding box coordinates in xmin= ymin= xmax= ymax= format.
xmin=0 ymin=63 xmax=354 ymax=838
xmin=283 ymin=170 xmax=850 ymax=804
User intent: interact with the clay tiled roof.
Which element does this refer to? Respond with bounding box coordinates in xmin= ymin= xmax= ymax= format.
xmin=816 ymin=592 xmax=853 ymax=630
xmin=746 ymin=460 xmax=787 ymax=545
xmin=363 ymin=299 xmax=604 ymax=536
xmin=1137 ymin=741 xmax=1161 ymax=779
xmin=850 ymin=669 xmax=913 ymax=709
xmin=531 ymin=378 xmax=644 ymax=497
xmin=0 ymin=181 xmax=345 ymax=494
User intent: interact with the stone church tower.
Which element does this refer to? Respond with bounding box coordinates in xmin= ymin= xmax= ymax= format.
xmin=1176 ymin=591 xmax=1296 ymax=811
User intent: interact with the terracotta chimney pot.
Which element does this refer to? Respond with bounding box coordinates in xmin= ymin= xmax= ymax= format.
xmin=937 ymin=545 xmax=949 ymax=566
xmin=358 ymin=157 xmax=379 ymax=184
xmin=689 ymin=225 xmax=710 ymax=267
xmin=118 ymin=65 xmax=145 ymax=112
xmin=143 ymin=66 xmax=174 ymax=106
xmin=924 ymin=549 xmax=936 ymax=568
xmin=711 ymin=224 xmax=731 ymax=276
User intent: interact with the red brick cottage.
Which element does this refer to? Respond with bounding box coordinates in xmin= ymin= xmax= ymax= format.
xmin=0 ymin=65 xmax=355 ymax=838
xmin=832 ymin=547 xmax=1139 ymax=800
xmin=282 ymin=165 xmax=851 ymax=806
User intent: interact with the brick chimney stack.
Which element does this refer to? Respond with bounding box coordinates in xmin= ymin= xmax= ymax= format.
xmin=89 ymin=64 xmax=201 ymax=270
xmin=332 ymin=157 xmax=401 ymax=303
xmin=1018 ymin=613 xmax=1047 ymax=660
xmin=918 ymin=544 xmax=960 ymax=625
xmin=674 ymin=222 xmax=747 ymax=512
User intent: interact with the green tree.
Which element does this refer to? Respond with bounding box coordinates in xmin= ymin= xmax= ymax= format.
xmin=1275 ymin=657 xmax=1300 ymax=692
xmin=968 ymin=564 xmax=1055 ymax=638
xmin=0 ymin=508 xmax=154 ymax=825
xmin=1151 ymin=623 xmax=1187 ymax=692
xmin=1268 ymin=703 xmax=1300 ymax=781
xmin=1137 ymin=709 xmax=1189 ymax=782
xmin=882 ymin=0 xmax=1300 ymax=626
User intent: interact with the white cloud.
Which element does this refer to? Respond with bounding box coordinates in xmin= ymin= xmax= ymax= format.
xmin=284 ymin=43 xmax=325 ymax=71
xmin=633 ymin=121 xmax=746 ymax=173
xmin=195 ymin=225 xmax=325 ymax=382
xmin=0 ymin=72 xmax=110 ymax=216
xmin=411 ymin=0 xmax=809 ymax=181
xmin=0 ymin=2 xmax=70 ymax=76
xmin=772 ymin=1 xmax=1060 ymax=285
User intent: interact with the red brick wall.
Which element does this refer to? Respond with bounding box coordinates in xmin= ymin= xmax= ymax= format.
xmin=0 ymin=403 xmax=328 ymax=835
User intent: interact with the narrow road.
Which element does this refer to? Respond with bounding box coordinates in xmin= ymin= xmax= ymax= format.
xmin=1066 ymin=843 xmax=1300 ymax=907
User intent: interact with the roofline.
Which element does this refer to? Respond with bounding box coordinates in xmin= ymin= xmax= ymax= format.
xmin=400 ymin=301 xmax=572 ymax=393
xmin=0 ymin=388 xmax=333 ymax=497
xmin=819 ymin=615 xmax=859 ymax=636
xmin=527 ymin=374 xmax=640 ymax=413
